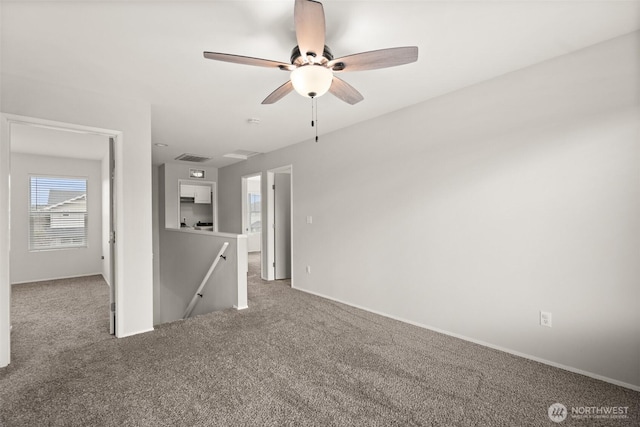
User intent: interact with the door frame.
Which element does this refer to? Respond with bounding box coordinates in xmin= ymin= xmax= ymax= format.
xmin=265 ymin=165 xmax=293 ymax=283
xmin=0 ymin=114 xmax=123 ymax=367
xmin=108 ymin=136 xmax=116 ymax=335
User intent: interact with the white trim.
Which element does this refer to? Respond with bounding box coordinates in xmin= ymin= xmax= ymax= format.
xmin=0 ymin=115 xmax=11 ymax=367
xmin=265 ymin=171 xmax=275 ymax=281
xmin=233 ymin=305 xmax=249 ymax=310
xmin=1 ymin=114 xmax=126 ymax=360
xmin=10 ymin=272 xmax=104 ymax=286
xmin=2 ymin=114 xmax=119 ymax=137
xmin=295 ymin=287 xmax=640 ymax=392
xmin=235 ymin=234 xmax=248 ymax=310
xmin=266 ymin=165 xmax=293 ymax=285
xmin=289 ymin=166 xmax=294 ymax=290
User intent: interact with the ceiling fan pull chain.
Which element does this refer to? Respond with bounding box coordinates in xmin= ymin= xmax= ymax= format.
xmin=313 ymin=97 xmax=319 ymax=142
xmin=311 ymin=97 xmax=315 ymax=128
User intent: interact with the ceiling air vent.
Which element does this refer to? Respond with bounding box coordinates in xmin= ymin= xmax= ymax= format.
xmin=174 ymin=153 xmax=211 ymax=163
xmin=223 ymin=150 xmax=261 ymax=160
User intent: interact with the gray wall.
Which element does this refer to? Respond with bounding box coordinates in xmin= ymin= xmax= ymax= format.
xmin=10 ymin=153 xmax=103 ymax=283
xmin=155 ymin=163 xmax=246 ymax=325
xmin=2 ymin=74 xmax=154 ymax=339
xmin=217 ymin=32 xmax=640 ymax=388
xmin=154 ymin=162 xmax=220 ymax=324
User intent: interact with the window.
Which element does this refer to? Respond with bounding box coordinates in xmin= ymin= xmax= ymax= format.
xmin=29 ymin=176 xmax=88 ymax=250
xmin=248 ymin=192 xmax=261 ymax=233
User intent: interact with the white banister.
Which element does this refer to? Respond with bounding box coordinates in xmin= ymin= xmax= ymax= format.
xmin=182 ymin=241 xmax=229 ymax=319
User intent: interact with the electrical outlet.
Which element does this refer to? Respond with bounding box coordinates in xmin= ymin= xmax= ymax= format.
xmin=306 ymin=265 xmax=311 ymax=274
xmin=540 ymin=311 xmax=552 ymax=327
xmin=306 ymin=216 xmax=313 ymax=224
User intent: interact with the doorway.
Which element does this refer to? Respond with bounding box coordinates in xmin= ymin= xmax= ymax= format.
xmin=266 ymin=166 xmax=292 ymax=282
xmin=242 ymin=173 xmax=263 ymax=280
xmin=0 ymin=114 xmax=121 ymax=367
xmin=242 ymin=174 xmax=262 ymax=253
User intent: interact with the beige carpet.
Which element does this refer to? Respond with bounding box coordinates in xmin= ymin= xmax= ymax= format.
xmin=0 ymin=256 xmax=638 ymax=426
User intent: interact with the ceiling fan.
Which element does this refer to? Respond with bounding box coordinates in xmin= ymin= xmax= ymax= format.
xmin=203 ymin=0 xmax=418 ymax=105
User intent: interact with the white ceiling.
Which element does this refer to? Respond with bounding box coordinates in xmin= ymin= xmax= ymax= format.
xmin=2 ymin=0 xmax=639 ymax=167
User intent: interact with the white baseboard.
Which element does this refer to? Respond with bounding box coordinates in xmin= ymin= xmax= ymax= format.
xmin=117 ymin=327 xmax=154 ymax=339
xmin=294 ymin=286 xmax=640 ymax=392
xmin=233 ymin=304 xmax=248 ymax=310
xmin=11 ymin=272 xmax=105 ymax=285
xmin=101 ymin=273 xmax=111 ymax=288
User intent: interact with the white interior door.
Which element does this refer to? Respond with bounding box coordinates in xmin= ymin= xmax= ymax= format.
xmin=274 ymin=173 xmax=291 ymax=280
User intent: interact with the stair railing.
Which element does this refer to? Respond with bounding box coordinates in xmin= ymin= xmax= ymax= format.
xmin=182 ymin=241 xmax=229 ymax=319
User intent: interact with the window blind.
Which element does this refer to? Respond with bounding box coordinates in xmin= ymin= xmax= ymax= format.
xmin=29 ymin=176 xmax=88 ymax=251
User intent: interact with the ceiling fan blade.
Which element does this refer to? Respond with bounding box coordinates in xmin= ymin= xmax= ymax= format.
xmin=204 ymin=52 xmax=294 ymax=70
xmin=262 ymin=80 xmax=295 ymax=104
xmin=328 ymin=46 xmax=418 ymax=72
xmin=294 ymin=0 xmax=326 ymax=60
xmin=329 ymin=77 xmax=364 ymax=105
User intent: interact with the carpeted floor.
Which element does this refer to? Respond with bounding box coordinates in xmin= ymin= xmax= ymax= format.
xmin=0 ymin=254 xmax=638 ymax=426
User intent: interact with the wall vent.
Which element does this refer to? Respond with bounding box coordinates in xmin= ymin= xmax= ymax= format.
xmin=223 ymin=150 xmax=261 ymax=160
xmin=174 ymin=153 xmax=211 ymax=163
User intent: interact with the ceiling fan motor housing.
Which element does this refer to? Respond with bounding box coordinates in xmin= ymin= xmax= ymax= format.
xmin=291 ymin=45 xmax=334 ymax=65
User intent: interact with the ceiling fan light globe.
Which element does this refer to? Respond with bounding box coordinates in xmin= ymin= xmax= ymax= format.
xmin=290 ymin=65 xmax=333 ymax=98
